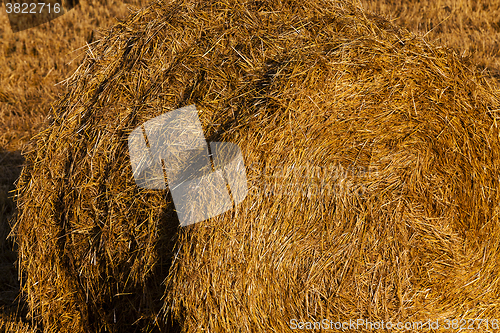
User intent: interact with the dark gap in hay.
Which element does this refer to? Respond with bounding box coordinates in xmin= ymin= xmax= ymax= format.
xmin=0 ymin=149 xmax=29 ymax=324
xmin=0 ymin=150 xmax=24 ymax=193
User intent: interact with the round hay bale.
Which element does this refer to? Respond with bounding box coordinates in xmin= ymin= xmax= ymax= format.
xmin=14 ymin=0 xmax=500 ymax=331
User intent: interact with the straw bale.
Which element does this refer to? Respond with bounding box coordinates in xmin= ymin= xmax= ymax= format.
xmin=13 ymin=0 xmax=500 ymax=332
xmin=0 ymin=311 xmax=37 ymax=333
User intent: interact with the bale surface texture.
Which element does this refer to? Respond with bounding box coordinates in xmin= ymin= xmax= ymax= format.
xmin=0 ymin=311 xmax=37 ymax=333
xmin=14 ymin=0 xmax=500 ymax=332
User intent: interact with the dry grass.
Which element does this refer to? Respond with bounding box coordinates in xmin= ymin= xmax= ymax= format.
xmin=11 ymin=0 xmax=500 ymax=332
xmin=0 ymin=312 xmax=36 ymax=333
xmin=0 ymin=0 xmax=151 ymax=330
xmin=2 ymin=0 xmax=500 ymax=332
xmin=0 ymin=0 xmax=150 ymax=152
xmin=358 ymin=0 xmax=500 ymax=85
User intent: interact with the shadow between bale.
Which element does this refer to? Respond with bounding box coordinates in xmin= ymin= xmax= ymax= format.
xmin=0 ymin=150 xmax=32 ymax=328
xmin=13 ymin=120 xmax=184 ymax=332
xmin=61 ymin=190 xmax=182 ymax=333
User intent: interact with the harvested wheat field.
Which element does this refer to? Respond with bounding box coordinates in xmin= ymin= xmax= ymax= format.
xmin=360 ymin=0 xmax=500 ymax=83
xmin=12 ymin=0 xmax=500 ymax=332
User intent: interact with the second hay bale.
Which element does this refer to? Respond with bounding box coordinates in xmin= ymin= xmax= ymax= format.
xmin=13 ymin=0 xmax=500 ymax=332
